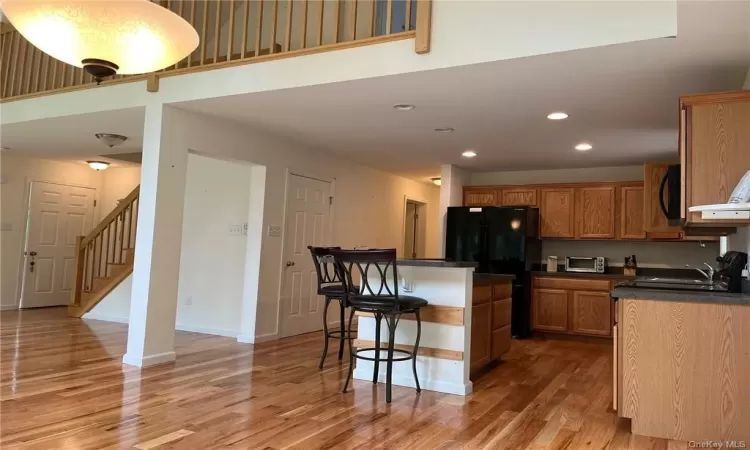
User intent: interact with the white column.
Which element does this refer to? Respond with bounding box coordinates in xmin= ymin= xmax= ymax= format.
xmin=123 ymin=104 xmax=189 ymax=367
xmin=237 ymin=165 xmax=267 ymax=344
xmin=439 ymin=165 xmax=468 ymax=257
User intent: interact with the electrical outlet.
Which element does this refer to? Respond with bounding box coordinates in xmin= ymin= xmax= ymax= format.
xmin=268 ymin=226 xmax=282 ymax=237
xmin=229 ymin=225 xmax=242 ymax=236
xmin=185 ymin=296 xmax=193 ymax=306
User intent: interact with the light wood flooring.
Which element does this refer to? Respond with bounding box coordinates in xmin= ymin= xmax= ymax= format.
xmin=1 ymin=308 xmax=689 ymax=449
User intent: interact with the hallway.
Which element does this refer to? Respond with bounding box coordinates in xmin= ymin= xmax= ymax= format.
xmin=1 ymin=308 xmax=682 ymax=449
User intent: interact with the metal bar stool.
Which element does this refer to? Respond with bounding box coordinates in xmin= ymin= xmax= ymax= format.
xmin=330 ymin=248 xmax=428 ymax=403
xmin=308 ymin=246 xmax=356 ymax=369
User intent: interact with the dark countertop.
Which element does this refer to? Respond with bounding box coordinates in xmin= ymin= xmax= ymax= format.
xmin=532 ymin=265 xmax=700 ymax=280
xmin=531 ymin=270 xmax=635 ymax=280
xmin=474 ymin=273 xmax=516 ymax=285
xmin=610 ymin=287 xmax=750 ymax=306
xmin=396 ymin=259 xmax=479 ymax=268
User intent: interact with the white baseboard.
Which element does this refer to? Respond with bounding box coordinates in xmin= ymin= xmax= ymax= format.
xmin=1 ymin=304 xmax=18 ymax=311
xmin=122 ymin=351 xmax=176 ymax=367
xmin=354 ymin=368 xmax=472 ymax=396
xmin=84 ymin=313 xmax=238 ymax=338
xmin=250 ymin=332 xmax=278 ymax=343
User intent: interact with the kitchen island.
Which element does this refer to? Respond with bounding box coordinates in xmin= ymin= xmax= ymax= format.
xmin=610 ymin=287 xmax=750 ymax=443
xmin=353 ymin=259 xmax=513 ymax=395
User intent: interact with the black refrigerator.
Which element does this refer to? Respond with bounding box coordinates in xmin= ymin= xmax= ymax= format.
xmin=445 ymin=206 xmax=541 ymax=338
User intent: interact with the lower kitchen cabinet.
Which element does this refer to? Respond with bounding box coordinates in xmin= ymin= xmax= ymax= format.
xmin=470 ymin=302 xmax=492 ymax=373
xmin=532 ymin=276 xmax=614 ymax=338
xmin=471 ymin=279 xmax=513 ymax=377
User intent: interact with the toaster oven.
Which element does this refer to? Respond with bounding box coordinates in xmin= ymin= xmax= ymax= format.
xmin=565 ymin=256 xmax=607 ymax=273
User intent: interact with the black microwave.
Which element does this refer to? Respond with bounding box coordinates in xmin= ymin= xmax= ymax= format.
xmin=659 ymin=164 xmax=681 ymax=226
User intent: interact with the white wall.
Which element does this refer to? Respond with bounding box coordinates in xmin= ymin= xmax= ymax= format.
xmin=0 ymin=154 xmax=107 ymax=309
xmin=87 ymin=153 xmax=253 ymax=337
xmin=469 ymin=165 xmax=720 ymax=269
xmin=87 ymin=108 xmax=440 ymax=340
xmin=100 ymin=167 xmax=141 ymax=216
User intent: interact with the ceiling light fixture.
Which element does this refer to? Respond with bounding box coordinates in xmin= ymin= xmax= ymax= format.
xmin=87 ymin=161 xmax=110 ymax=171
xmin=547 ymin=112 xmax=569 ymax=120
xmin=434 ymin=127 xmax=454 ymax=133
xmin=462 ymin=150 xmax=477 ymax=158
xmin=95 ymin=133 xmax=128 ymax=148
xmin=393 ymin=104 xmax=416 ymax=111
xmin=1 ymin=0 xmax=199 ymax=84
xmin=0 ymin=147 xmax=9 ymax=152
xmin=431 ymin=177 xmax=442 ymax=186
xmin=575 ymin=143 xmax=593 ymax=151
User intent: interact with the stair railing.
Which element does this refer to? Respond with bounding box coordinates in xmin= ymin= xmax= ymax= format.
xmin=70 ymin=185 xmax=140 ymax=307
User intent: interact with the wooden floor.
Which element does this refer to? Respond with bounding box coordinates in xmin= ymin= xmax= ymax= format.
xmin=0 ymin=308 xmax=689 ymax=450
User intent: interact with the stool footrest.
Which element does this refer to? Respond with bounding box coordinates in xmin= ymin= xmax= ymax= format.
xmin=354 ymin=347 xmax=414 ymax=362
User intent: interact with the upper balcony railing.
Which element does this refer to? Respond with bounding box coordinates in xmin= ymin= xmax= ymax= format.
xmin=0 ymin=0 xmax=432 ymax=102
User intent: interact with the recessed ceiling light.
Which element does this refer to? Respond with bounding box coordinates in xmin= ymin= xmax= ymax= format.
xmin=431 ymin=177 xmax=442 ymax=186
xmin=462 ymin=150 xmax=477 ymax=158
xmin=393 ymin=104 xmax=415 ymax=111
xmin=575 ymin=143 xmax=593 ymax=151
xmin=547 ymin=112 xmax=569 ymax=120
xmin=434 ymin=127 xmax=454 ymax=133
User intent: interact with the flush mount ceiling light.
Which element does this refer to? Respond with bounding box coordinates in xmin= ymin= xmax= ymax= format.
xmin=462 ymin=150 xmax=477 ymax=158
xmin=575 ymin=142 xmax=593 ymax=151
xmin=547 ymin=112 xmax=569 ymax=120
xmin=95 ymin=133 xmax=128 ymax=148
xmin=87 ymin=161 xmax=110 ymax=171
xmin=393 ymin=104 xmax=416 ymax=111
xmin=434 ymin=127 xmax=454 ymax=133
xmin=431 ymin=177 xmax=442 ymax=186
xmin=1 ymin=0 xmax=199 ymax=83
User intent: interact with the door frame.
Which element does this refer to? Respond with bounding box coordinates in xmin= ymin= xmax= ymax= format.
xmin=16 ymin=178 xmax=99 ymax=309
xmin=275 ymin=169 xmax=336 ymax=339
xmin=401 ymin=195 xmax=428 ymax=258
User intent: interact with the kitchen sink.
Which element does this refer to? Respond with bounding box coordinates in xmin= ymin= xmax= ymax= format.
xmin=637 ymin=277 xmax=712 ymax=286
xmin=620 ymin=278 xmax=727 ymax=292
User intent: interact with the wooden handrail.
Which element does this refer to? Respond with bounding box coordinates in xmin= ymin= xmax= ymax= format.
xmin=1 ymin=0 xmax=433 ymax=102
xmin=82 ymin=186 xmax=139 ymax=248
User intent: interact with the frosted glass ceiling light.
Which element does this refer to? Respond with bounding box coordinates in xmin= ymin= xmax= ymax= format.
xmin=1 ymin=0 xmax=199 ymax=83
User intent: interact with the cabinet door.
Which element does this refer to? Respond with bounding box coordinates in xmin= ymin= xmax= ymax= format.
xmin=576 ymin=186 xmax=616 ymax=239
xmin=471 ymin=302 xmax=492 ymax=372
xmin=464 ymin=189 xmax=498 ymax=206
xmin=571 ymin=291 xmax=612 ymax=336
xmin=532 ymin=288 xmax=568 ymax=332
xmin=619 ymin=185 xmax=646 ymax=240
xmin=539 ymin=188 xmax=575 ymax=238
xmin=500 ymin=188 xmax=538 ymax=207
xmin=491 ymin=325 xmax=511 ymax=360
xmin=687 ymin=101 xmax=750 ymax=224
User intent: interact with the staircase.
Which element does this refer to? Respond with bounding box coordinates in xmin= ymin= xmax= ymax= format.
xmin=68 ymin=186 xmax=139 ymax=317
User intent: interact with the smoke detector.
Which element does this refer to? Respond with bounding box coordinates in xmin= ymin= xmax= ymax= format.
xmin=95 ymin=133 xmax=128 ymax=148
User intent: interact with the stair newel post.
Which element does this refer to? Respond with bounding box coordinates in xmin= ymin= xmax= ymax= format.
xmin=71 ymin=236 xmax=85 ymax=306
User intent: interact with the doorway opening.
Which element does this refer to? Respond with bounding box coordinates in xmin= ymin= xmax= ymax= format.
xmin=403 ymin=199 xmax=427 ymax=259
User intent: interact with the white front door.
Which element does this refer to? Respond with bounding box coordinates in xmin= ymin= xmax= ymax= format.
xmin=21 ymin=182 xmax=96 ymax=308
xmin=280 ymin=174 xmax=332 ymax=338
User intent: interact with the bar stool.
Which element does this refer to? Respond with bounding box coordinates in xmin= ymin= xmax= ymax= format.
xmin=308 ymin=246 xmax=356 ymax=369
xmin=330 ymin=248 xmax=428 ymax=403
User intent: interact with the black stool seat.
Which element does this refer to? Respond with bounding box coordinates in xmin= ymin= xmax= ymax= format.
xmin=349 ymin=295 xmax=428 ymax=311
xmin=320 ymin=285 xmax=359 ymax=297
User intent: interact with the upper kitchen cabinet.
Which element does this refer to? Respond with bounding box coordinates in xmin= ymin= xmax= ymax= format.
xmin=575 ymin=186 xmax=616 ymax=239
xmin=464 ymin=188 xmax=498 ymax=206
xmin=540 ymin=188 xmax=575 ymax=238
xmin=618 ymin=185 xmax=646 ymax=240
xmin=499 ymin=187 xmax=538 ymax=207
xmin=643 ymin=163 xmax=683 ymax=236
xmin=680 ymin=91 xmax=750 ymax=227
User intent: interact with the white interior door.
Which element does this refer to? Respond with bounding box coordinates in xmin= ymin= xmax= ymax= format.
xmin=21 ymin=182 xmax=96 ymax=308
xmin=280 ymin=174 xmax=332 ymax=338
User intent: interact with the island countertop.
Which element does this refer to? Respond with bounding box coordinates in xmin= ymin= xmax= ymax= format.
xmin=611 ymin=287 xmax=750 ymax=306
xmin=396 ymin=259 xmax=479 ymax=268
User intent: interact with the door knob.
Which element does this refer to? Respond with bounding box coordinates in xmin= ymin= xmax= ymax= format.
xmin=286 ymin=261 xmax=295 ymax=267
xmin=29 ymin=251 xmax=37 ymax=273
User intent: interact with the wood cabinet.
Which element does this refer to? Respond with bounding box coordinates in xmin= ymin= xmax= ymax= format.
xmin=471 ymin=280 xmax=513 ymax=377
xmin=499 ymin=187 xmax=538 ymax=207
xmin=575 ymin=186 xmax=616 ymax=239
xmin=464 ymin=189 xmax=498 ymax=206
xmin=681 ymin=91 xmax=750 ymax=226
xmin=531 ymin=288 xmax=568 ymax=332
xmin=532 ymin=276 xmax=613 ymax=338
xmin=619 ymin=185 xmax=646 ymax=240
xmin=643 ymin=163 xmax=682 ymax=235
xmin=539 ymin=188 xmax=575 ymax=238
xmin=571 ymin=291 xmax=612 ymax=336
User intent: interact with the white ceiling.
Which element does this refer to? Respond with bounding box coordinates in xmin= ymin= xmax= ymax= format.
xmin=1 ymin=1 xmax=748 ymax=182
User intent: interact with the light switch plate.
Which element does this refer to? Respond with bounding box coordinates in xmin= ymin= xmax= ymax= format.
xmin=268 ymin=226 xmax=282 ymax=237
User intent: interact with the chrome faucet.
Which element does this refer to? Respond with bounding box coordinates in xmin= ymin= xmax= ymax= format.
xmin=686 ymin=263 xmax=715 ymax=282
